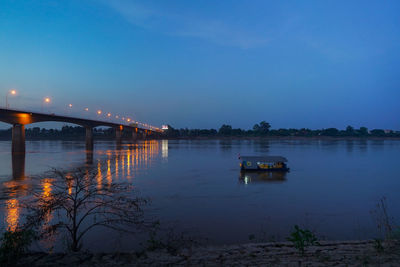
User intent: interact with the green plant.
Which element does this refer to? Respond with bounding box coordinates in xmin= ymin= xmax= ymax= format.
xmin=287 ymin=225 xmax=319 ymax=255
xmin=0 ymin=227 xmax=35 ymax=265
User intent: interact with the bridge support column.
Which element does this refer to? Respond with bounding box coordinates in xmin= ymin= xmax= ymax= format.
xmin=12 ymin=124 xmax=25 ymax=154
xmin=86 ymin=150 xmax=93 ymax=165
xmin=116 ymin=126 xmax=123 ymax=144
xmin=85 ymin=126 xmax=93 ymax=151
xmin=12 ymin=152 xmax=25 ymax=179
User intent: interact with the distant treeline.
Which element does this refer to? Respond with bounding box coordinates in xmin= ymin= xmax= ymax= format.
xmin=0 ymin=122 xmax=398 ymax=140
xmin=0 ymin=126 xmax=124 ymax=140
xmin=164 ymin=121 xmax=400 ymax=138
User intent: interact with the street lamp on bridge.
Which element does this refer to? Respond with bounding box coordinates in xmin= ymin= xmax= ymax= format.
xmin=42 ymin=97 xmax=51 ymax=112
xmin=6 ymin=89 xmax=17 ymax=109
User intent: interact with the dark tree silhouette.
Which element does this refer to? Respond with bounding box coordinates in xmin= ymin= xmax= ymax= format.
xmin=218 ymin=124 xmax=233 ymax=135
xmin=253 ymin=121 xmax=271 ymax=135
xmin=358 ymin=127 xmax=369 ymax=136
xmin=345 ymin=125 xmax=355 ymax=136
xmin=26 ymin=166 xmax=148 ymax=252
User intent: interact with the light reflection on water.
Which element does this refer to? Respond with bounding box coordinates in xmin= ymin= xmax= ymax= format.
xmin=6 ymin=199 xmax=19 ymax=232
xmin=239 ymin=171 xmax=287 ymax=184
xmin=0 ymin=139 xmax=400 ymax=251
xmin=41 ymin=179 xmax=53 ymax=225
xmin=0 ymin=140 xmax=161 ymax=233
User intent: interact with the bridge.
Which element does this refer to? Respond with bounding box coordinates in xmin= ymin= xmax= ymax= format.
xmin=0 ymin=108 xmax=163 ymax=154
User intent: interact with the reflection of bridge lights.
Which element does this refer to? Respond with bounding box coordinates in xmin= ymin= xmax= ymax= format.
xmin=107 ymin=159 xmax=112 ymax=184
xmin=6 ymin=199 xmax=20 ymax=231
xmin=97 ymin=161 xmax=102 ymax=189
xmin=41 ymin=179 xmax=53 ymax=223
xmin=162 ymin=140 xmax=168 ymax=159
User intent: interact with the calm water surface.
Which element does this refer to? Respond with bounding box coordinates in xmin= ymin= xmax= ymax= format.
xmin=1 ymin=139 xmax=399 ymax=251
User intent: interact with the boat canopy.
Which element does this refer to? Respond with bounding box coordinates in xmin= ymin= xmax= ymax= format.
xmin=240 ymin=156 xmax=288 ymax=163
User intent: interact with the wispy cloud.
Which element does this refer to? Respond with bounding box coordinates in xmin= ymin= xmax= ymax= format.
xmin=101 ymin=0 xmax=269 ymax=49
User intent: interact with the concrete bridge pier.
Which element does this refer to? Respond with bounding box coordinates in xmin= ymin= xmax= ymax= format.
xmin=85 ymin=126 xmax=94 ymax=151
xmin=86 ymin=150 xmax=93 ymax=165
xmin=12 ymin=152 xmax=25 ymax=179
xmin=12 ymin=124 xmax=25 ymax=154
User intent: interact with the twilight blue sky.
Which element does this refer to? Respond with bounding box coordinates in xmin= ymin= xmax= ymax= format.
xmin=1 ymin=0 xmax=399 ymax=130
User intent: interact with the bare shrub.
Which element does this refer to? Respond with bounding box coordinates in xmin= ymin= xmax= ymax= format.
xmin=26 ymin=166 xmax=149 ymax=252
xmin=370 ymin=197 xmax=397 ymax=240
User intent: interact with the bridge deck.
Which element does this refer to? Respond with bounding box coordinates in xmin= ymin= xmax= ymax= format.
xmin=0 ymin=108 xmax=160 ymax=133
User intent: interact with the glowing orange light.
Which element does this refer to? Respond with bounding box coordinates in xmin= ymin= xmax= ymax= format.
xmin=6 ymin=199 xmax=19 ymax=232
xmin=44 ymin=97 xmax=51 ymax=103
xmin=127 ymin=118 xmax=131 ymax=122
xmin=97 ymin=110 xmax=102 ymax=115
xmin=16 ymin=113 xmax=32 ymax=124
xmin=97 ymin=161 xmax=102 ymax=189
xmin=107 ymin=113 xmax=111 ymax=117
xmin=68 ymin=104 xmax=72 ymax=108
xmin=10 ymin=90 xmax=17 ymax=95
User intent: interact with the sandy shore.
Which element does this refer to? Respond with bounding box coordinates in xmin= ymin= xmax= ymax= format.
xmin=17 ymin=240 xmax=400 ymax=266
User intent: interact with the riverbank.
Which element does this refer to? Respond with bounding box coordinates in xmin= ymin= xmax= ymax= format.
xmin=16 ymin=240 xmax=400 ymax=266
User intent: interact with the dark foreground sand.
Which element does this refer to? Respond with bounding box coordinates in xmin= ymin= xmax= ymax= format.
xmin=17 ymin=240 xmax=400 ymax=266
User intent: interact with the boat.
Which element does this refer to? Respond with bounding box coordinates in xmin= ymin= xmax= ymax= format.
xmin=239 ymin=156 xmax=289 ymax=172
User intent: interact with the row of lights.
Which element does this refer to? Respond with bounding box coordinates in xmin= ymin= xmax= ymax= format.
xmin=5 ymin=89 xmax=162 ymax=132
xmin=73 ymin=105 xmax=161 ymax=131
xmin=6 ymin=89 xmax=51 ymax=110
xmin=67 ymin=103 xmax=161 ymax=131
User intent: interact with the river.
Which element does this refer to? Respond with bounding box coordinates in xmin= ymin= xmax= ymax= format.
xmin=1 ymin=139 xmax=399 ymax=251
